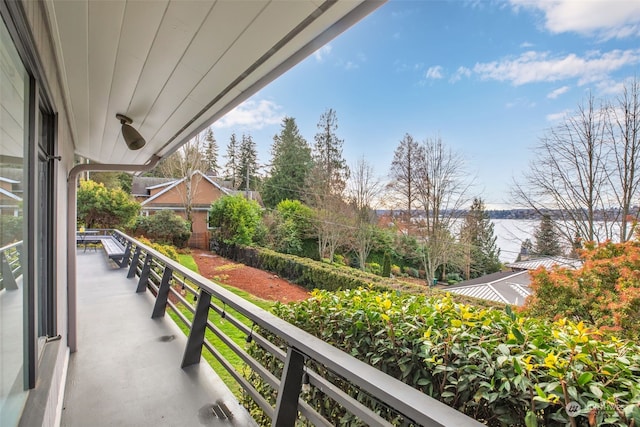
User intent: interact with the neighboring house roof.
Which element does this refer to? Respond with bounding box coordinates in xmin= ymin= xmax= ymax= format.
xmin=140 ymin=171 xmax=230 ymax=207
xmin=0 ymin=177 xmax=19 ymax=184
xmin=506 ymin=256 xmax=582 ymax=271
xmin=0 ymin=187 xmax=22 ymax=201
xmin=130 ymin=177 xmax=177 ymax=196
xmin=228 ymin=190 xmax=264 ymax=207
xmin=446 ymin=270 xmax=531 ymax=306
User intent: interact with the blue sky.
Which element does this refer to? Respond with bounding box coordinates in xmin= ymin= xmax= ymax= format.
xmin=211 ymin=0 xmax=640 ymax=209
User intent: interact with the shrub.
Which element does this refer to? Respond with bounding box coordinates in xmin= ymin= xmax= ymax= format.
xmin=209 ymin=195 xmax=262 ymax=245
xmin=382 ymin=252 xmax=391 ymax=277
xmin=390 ymin=264 xmax=402 ymax=277
xmin=366 ymin=262 xmax=381 ymax=275
xmin=136 ymin=236 xmax=179 ymax=261
xmin=0 ymin=215 xmax=22 ymax=246
xmin=132 ymin=210 xmax=191 ymax=248
xmin=525 ymin=236 xmax=640 ymax=339
xmin=246 ymin=289 xmax=640 ymax=426
xmin=77 ymin=179 xmax=140 ymax=229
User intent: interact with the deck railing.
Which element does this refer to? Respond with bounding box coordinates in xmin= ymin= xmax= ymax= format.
xmin=110 ymin=230 xmax=482 ymax=427
xmin=0 ymin=240 xmax=22 ymax=291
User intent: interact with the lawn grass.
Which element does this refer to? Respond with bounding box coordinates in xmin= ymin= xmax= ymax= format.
xmin=177 ymin=253 xmax=199 ymax=272
xmin=170 ymin=253 xmax=276 ymax=395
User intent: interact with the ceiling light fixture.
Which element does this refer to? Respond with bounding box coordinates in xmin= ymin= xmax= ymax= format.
xmin=116 ymin=113 xmax=146 ymax=150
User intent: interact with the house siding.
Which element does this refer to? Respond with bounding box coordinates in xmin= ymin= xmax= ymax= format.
xmin=140 ymin=174 xmax=226 ymax=249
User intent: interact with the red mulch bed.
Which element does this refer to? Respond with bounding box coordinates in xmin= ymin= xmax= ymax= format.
xmin=190 ymin=249 xmax=310 ymax=303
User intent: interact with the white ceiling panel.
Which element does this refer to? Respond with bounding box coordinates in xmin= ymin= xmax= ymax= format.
xmin=99 ymin=0 xmax=169 ymax=161
xmin=45 ymin=0 xmax=385 ymax=166
xmin=87 ymin=1 xmax=124 ymax=160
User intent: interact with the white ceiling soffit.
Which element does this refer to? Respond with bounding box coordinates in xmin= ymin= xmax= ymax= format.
xmin=45 ymin=0 xmax=385 ymax=166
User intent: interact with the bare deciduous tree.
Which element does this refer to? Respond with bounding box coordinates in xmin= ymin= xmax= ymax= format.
xmin=159 ymin=135 xmax=207 ymax=226
xmin=314 ymin=195 xmax=351 ymax=263
xmin=348 ymin=156 xmax=382 ymax=270
xmin=606 ymin=77 xmax=640 ymax=242
xmin=414 ymin=137 xmax=470 ymax=282
xmin=513 ymin=94 xmax=615 ymax=245
xmin=387 ymin=133 xmax=423 ymax=220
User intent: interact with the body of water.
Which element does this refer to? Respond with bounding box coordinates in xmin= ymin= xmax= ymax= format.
xmin=492 ymin=219 xmax=538 ymax=263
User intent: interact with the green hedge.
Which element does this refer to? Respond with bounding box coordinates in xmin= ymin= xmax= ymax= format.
xmin=248 ymin=289 xmax=640 ymax=426
xmin=216 ymin=242 xmax=420 ymax=293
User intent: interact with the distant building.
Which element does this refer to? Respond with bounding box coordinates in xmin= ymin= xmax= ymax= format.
xmin=0 ymin=177 xmax=21 ymax=216
xmin=132 ymin=171 xmax=262 ymax=249
xmin=447 ymin=256 xmax=582 ymax=306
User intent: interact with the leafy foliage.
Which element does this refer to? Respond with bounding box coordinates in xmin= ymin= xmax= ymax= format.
xmin=310 ymin=108 xmax=349 ymax=197
xmin=132 ymin=210 xmax=191 ymax=248
xmin=248 ymin=289 xmax=640 ymax=426
xmin=264 ymin=199 xmax=314 ymax=255
xmin=135 ymin=236 xmax=179 ymax=261
xmin=262 ymin=117 xmax=313 ymax=207
xmin=0 ymin=215 xmax=22 ymax=246
xmin=77 ymin=179 xmax=139 ymax=229
xmin=209 ymin=194 xmax=262 ymax=245
xmin=238 ymin=133 xmax=259 ymax=191
xmin=460 ymin=198 xmax=502 ymax=279
xmin=525 ymin=236 xmax=640 ymax=339
xmin=534 ymin=214 xmax=563 ymax=257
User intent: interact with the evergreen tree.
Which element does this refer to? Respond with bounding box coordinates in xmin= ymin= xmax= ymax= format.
xmin=516 ymin=238 xmax=533 ymax=262
xmin=309 ymin=108 xmax=349 ymax=200
xmin=238 ymin=133 xmax=259 ymax=191
xmin=534 ymin=214 xmax=563 ymax=257
xmin=262 ymin=117 xmax=313 ymax=208
xmin=460 ymin=198 xmax=501 ymax=279
xmin=224 ymin=133 xmax=239 ymax=188
xmin=203 ymin=128 xmax=219 ymax=175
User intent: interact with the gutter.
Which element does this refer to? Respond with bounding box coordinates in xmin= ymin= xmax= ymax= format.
xmin=66 ymin=155 xmax=161 ymax=352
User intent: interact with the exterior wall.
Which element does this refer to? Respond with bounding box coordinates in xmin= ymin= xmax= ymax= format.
xmin=142 ymin=175 xmax=224 ymax=249
xmin=18 ymin=1 xmax=75 ymax=426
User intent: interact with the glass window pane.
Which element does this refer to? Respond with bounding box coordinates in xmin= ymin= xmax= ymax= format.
xmin=0 ymin=14 xmax=29 ymax=426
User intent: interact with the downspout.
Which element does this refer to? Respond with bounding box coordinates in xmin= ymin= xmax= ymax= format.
xmin=66 ymin=155 xmax=161 ymax=353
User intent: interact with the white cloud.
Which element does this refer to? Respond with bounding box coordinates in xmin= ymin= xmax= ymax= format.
xmin=473 ymin=49 xmax=640 ymax=86
xmin=547 ymin=85 xmax=570 ymax=99
xmin=314 ymin=45 xmax=332 ymax=62
xmin=509 ymin=0 xmax=640 ymax=39
xmin=213 ymin=100 xmax=283 ymax=130
xmin=506 ymin=98 xmax=536 ymax=109
xmin=450 ymin=66 xmax=471 ymax=83
xmin=425 ymin=65 xmax=444 ymax=80
xmin=546 ymin=109 xmax=572 ymax=122
xmin=345 ymin=61 xmax=358 ymax=70
xmin=596 ymin=79 xmax=626 ymax=95
xmin=520 ymin=41 xmax=534 ymax=48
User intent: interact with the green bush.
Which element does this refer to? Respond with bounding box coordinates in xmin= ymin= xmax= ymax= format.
xmin=382 ymin=252 xmax=391 ymax=277
xmin=132 ymin=210 xmax=191 ymax=247
xmin=366 ymin=262 xmax=381 ymax=275
xmin=136 ymin=236 xmax=179 ymax=261
xmin=250 ymin=289 xmax=640 ymax=426
xmin=77 ymin=179 xmax=140 ymax=229
xmin=0 ymin=215 xmax=22 ymax=246
xmin=209 ymin=195 xmax=262 ymax=245
xmin=391 ymin=264 xmax=402 ymax=277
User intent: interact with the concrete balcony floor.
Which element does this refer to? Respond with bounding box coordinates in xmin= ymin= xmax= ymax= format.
xmin=61 ymin=250 xmax=255 ymax=427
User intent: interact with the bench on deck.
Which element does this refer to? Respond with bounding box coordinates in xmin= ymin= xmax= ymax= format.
xmin=99 ymin=235 xmax=130 ymax=268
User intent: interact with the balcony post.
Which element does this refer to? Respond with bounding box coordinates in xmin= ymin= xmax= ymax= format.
xmin=181 ymin=289 xmax=212 ymax=368
xmin=1 ymin=251 xmax=18 ymax=290
xmin=151 ymin=266 xmax=173 ymax=318
xmin=136 ymin=253 xmax=153 ymax=293
xmin=127 ymin=246 xmax=141 ymax=278
xmin=272 ymin=347 xmax=305 ymax=427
